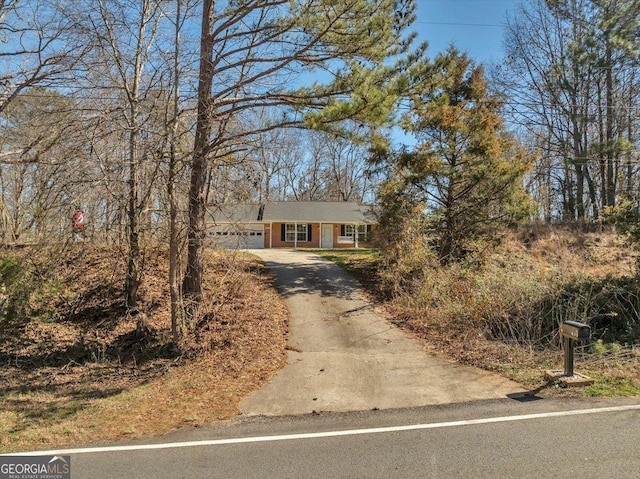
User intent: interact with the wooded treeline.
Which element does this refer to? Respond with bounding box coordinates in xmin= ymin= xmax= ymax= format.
xmin=1 ymin=0 xmax=639 ymax=341
xmin=495 ymin=0 xmax=640 ymax=222
xmin=0 ymin=1 xmax=379 ymax=245
xmin=0 ymin=0 xmax=421 ymax=338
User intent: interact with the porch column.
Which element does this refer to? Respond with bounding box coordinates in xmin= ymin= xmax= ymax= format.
xmin=269 ymin=222 xmax=273 ymax=248
xmin=354 ymin=223 xmax=358 ymax=248
xmin=294 ymin=222 xmax=297 ymax=249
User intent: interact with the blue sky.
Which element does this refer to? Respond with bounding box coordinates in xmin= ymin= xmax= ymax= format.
xmin=389 ymin=1 xmax=522 ymax=146
xmin=414 ymin=0 xmax=520 ymax=64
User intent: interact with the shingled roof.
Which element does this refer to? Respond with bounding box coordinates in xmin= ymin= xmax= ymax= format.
xmin=205 ymin=204 xmax=261 ymax=224
xmin=208 ymin=201 xmax=374 ymax=224
xmin=262 ymin=201 xmax=373 ymax=223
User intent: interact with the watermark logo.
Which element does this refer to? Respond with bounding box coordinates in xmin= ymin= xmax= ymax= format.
xmin=0 ymin=456 xmax=71 ymax=479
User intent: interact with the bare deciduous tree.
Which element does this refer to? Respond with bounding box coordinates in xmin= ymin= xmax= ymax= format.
xmin=0 ymin=0 xmax=86 ymax=115
xmin=74 ymin=0 xmax=174 ymax=314
xmin=496 ymin=0 xmax=640 ymax=222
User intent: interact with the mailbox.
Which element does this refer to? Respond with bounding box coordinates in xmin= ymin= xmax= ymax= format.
xmin=560 ymin=321 xmax=590 ymax=341
xmin=545 ymin=321 xmax=594 ymax=385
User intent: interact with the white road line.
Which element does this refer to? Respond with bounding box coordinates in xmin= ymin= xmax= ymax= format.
xmin=5 ymin=404 xmax=640 ymax=457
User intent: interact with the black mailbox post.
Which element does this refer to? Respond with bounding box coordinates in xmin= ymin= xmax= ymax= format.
xmin=560 ymin=321 xmax=591 ymax=377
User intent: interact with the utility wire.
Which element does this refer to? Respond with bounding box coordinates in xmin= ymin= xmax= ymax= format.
xmin=414 ymin=21 xmax=503 ymax=27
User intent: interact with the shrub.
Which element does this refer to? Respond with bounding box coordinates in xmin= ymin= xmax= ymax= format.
xmin=378 ymin=229 xmax=640 ymax=348
xmin=0 ymin=253 xmax=72 ymax=325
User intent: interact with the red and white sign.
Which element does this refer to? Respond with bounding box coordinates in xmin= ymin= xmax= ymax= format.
xmin=72 ymin=210 xmax=85 ymax=229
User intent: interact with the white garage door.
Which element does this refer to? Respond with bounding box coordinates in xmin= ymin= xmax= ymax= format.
xmin=244 ymin=227 xmax=264 ymax=249
xmin=208 ymin=224 xmax=264 ymax=249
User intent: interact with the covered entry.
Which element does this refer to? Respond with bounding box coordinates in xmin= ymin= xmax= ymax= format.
xmin=321 ymin=224 xmax=334 ymax=248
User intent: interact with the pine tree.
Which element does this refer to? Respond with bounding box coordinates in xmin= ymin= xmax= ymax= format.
xmin=182 ymin=0 xmax=425 ymax=313
xmin=384 ymin=48 xmax=531 ymax=264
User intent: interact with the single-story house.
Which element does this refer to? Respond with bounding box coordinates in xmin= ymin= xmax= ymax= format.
xmin=206 ymin=201 xmax=375 ymax=249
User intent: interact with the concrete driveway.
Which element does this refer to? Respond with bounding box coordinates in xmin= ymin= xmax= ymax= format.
xmin=240 ymin=249 xmax=525 ymax=416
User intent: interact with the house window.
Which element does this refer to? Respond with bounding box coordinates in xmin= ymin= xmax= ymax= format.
xmin=285 ymin=223 xmax=308 ymax=242
xmin=343 ymin=224 xmax=371 ymax=242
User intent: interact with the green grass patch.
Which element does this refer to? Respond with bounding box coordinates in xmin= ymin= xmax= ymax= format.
xmin=0 ymin=254 xmax=73 ymax=324
xmin=312 ymin=248 xmax=378 ymax=270
xmin=585 ymin=375 xmax=640 ymax=397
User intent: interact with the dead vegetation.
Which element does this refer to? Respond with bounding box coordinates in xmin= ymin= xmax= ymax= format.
xmin=0 ymin=244 xmax=288 ymax=453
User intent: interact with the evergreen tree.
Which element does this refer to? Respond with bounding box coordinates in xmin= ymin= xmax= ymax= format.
xmin=380 ymin=49 xmax=531 ymax=264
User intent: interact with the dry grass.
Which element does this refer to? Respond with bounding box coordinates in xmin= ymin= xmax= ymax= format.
xmin=0 ymin=244 xmax=288 ymax=453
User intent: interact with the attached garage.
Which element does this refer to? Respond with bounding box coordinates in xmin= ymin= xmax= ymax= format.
xmin=208 ymin=223 xmax=264 ymax=249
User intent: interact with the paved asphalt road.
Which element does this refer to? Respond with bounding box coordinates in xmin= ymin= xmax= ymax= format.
xmin=18 ymin=397 xmax=640 ymax=478
xmin=241 ymin=249 xmax=524 ymax=415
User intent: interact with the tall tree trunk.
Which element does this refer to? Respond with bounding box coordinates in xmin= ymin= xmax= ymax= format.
xmin=571 ymin=10 xmax=585 ymax=222
xmin=182 ymin=0 xmax=214 ymax=316
xmin=170 ymin=0 xmax=183 ymax=343
xmin=125 ymin=120 xmax=140 ymax=309
xmin=563 ymin=162 xmax=576 ymax=221
xmin=605 ymin=40 xmax=616 ymax=208
xmin=585 ymin=164 xmax=599 ymax=221
xmin=597 ymin=81 xmax=607 ymax=208
xmin=575 ymin=163 xmax=585 ymax=220
xmin=122 ymin=0 xmax=155 ymax=318
xmin=626 ymin=71 xmax=635 ymax=195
